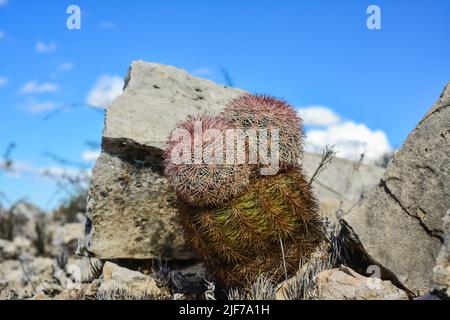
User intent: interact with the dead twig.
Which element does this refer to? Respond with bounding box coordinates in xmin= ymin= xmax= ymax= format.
xmin=309 ymin=145 xmax=336 ymax=186
xmin=338 ymin=151 xmax=365 ymax=213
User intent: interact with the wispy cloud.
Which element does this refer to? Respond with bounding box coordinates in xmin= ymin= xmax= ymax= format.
xmin=0 ymin=77 xmax=8 ymax=88
xmin=0 ymin=160 xmax=34 ymax=178
xmin=86 ymin=74 xmax=124 ymax=109
xmin=99 ymin=21 xmax=118 ymax=30
xmin=299 ymin=106 xmax=392 ymax=164
xmin=25 ymin=101 xmax=58 ymax=114
xmin=0 ymin=0 xmax=8 ymax=7
xmin=20 ymin=81 xmax=59 ymax=94
xmin=2 ymin=159 xmax=90 ymax=183
xmin=81 ymin=149 xmax=100 ymax=162
xmin=39 ymin=166 xmax=89 ymax=180
xmin=36 ymin=41 xmax=57 ymax=53
xmin=0 ymin=30 xmax=5 ymax=39
xmin=59 ymin=62 xmax=74 ymax=71
xmin=298 ymin=105 xmax=340 ymax=126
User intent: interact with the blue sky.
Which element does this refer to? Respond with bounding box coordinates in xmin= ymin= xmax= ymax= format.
xmin=0 ymin=0 xmax=449 ymax=209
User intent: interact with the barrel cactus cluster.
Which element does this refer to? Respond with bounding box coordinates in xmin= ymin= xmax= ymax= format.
xmin=163 ymin=93 xmax=324 ymax=288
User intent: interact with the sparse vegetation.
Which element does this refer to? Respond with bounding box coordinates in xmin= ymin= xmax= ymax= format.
xmin=96 ymin=286 xmax=161 ymax=300
xmin=309 ymin=145 xmax=336 ymax=186
xmin=228 ymin=275 xmax=276 ymax=300
xmin=151 ymin=259 xmax=185 ymax=293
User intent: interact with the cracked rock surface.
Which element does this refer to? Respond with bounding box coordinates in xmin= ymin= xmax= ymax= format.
xmin=343 ymin=82 xmax=450 ymax=296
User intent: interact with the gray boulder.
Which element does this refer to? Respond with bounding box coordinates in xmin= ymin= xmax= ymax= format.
xmin=433 ymin=210 xmax=450 ymax=298
xmin=78 ymin=61 xmax=244 ymax=260
xmin=343 ymin=82 xmax=450 ymax=296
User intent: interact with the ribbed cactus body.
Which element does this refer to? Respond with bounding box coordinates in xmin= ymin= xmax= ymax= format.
xmin=164 ymin=115 xmax=252 ymax=207
xmin=223 ymin=93 xmax=304 ymax=170
xmin=179 ymin=170 xmax=323 ymax=287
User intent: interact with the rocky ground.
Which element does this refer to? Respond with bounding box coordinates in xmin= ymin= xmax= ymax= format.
xmin=0 ymin=62 xmax=448 ymax=300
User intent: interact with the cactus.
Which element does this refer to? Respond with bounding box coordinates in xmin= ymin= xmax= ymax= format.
xmin=179 ymin=170 xmax=324 ymax=287
xmin=164 ymin=94 xmax=324 ymax=288
xmin=222 ymin=93 xmax=304 ymax=171
xmin=163 ymin=114 xmax=252 ymax=207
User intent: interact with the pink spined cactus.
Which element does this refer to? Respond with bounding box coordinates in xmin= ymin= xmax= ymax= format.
xmin=163 ymin=115 xmax=252 ymax=207
xmin=223 ymin=93 xmax=304 ymax=171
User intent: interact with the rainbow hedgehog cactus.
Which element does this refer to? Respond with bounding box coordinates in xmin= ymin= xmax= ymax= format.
xmin=163 ymin=93 xmax=324 ymax=288
xmin=163 ymin=114 xmax=253 ymax=207
xmin=223 ymin=94 xmax=304 ymax=171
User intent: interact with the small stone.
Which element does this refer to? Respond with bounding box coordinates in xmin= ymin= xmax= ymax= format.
xmin=98 ymin=262 xmax=162 ymax=298
xmin=315 ymin=266 xmax=409 ymax=300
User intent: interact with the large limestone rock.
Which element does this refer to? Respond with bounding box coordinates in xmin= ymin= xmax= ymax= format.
xmin=104 ymin=61 xmax=245 ymax=150
xmin=315 ymin=266 xmax=408 ymax=300
xmin=433 ymin=210 xmax=450 ymax=298
xmin=343 ymin=82 xmax=450 ymax=296
xmin=78 ymin=61 xmax=244 ymax=260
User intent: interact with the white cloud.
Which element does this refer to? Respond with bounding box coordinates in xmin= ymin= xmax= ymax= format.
xmin=0 ymin=0 xmax=8 ymax=6
xmin=20 ymin=81 xmax=59 ymax=94
xmin=36 ymin=41 xmax=57 ymax=53
xmin=99 ymin=21 xmax=118 ymax=30
xmin=1 ymin=156 xmax=93 ymax=200
xmin=305 ymin=121 xmax=392 ymax=163
xmin=86 ymin=75 xmax=124 ymax=109
xmin=298 ymin=105 xmax=392 ymax=164
xmin=39 ymin=166 xmax=82 ymax=177
xmin=81 ymin=149 xmax=100 ymax=162
xmin=25 ymin=101 xmax=58 ymax=113
xmin=298 ymin=106 xmax=341 ymax=126
xmin=59 ymin=62 xmax=74 ymax=71
xmin=1 ymin=160 xmax=90 ymax=182
xmin=0 ymin=77 xmax=7 ymax=88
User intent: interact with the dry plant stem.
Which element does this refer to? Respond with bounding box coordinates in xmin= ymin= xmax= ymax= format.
xmin=308 ymin=145 xmax=336 ymax=187
xmin=338 ymin=151 xmax=365 ymax=213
